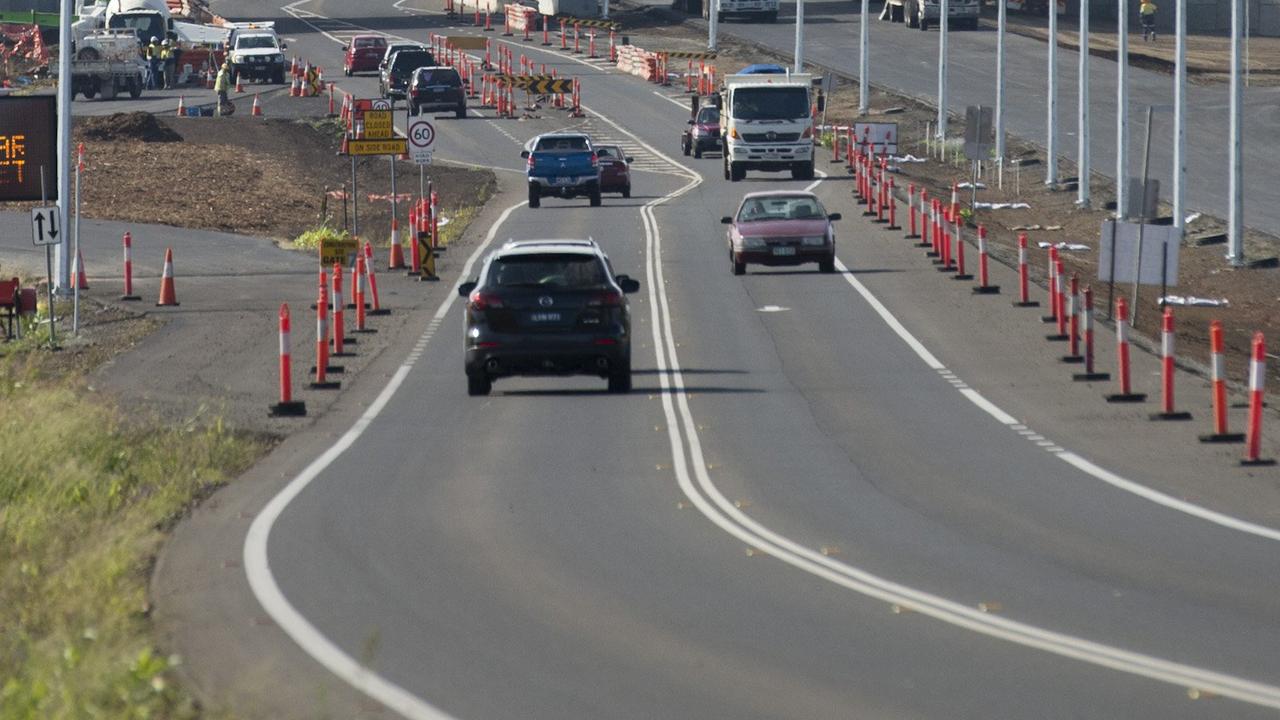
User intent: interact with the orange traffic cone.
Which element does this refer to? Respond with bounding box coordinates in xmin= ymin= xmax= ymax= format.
xmin=235 ymin=76 xmax=244 ymax=93
xmin=74 ymin=249 xmax=89 ymax=289
xmin=291 ymin=74 xmax=301 ymax=97
xmin=339 ymin=133 xmax=349 ymax=155
xmin=251 ymin=93 xmax=263 ymax=116
xmin=388 ymin=219 xmax=405 ymax=269
xmin=156 ymin=247 xmax=179 ymax=306
xmin=176 ymin=95 xmax=186 ymax=116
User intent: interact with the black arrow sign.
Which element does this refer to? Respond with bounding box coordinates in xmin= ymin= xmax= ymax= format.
xmin=35 ymin=211 xmax=58 ymax=242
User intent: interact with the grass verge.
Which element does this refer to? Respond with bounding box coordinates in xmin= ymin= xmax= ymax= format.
xmin=0 ymin=357 xmax=267 ymax=719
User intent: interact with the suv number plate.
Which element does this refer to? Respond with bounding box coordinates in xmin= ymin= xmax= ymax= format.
xmin=530 ymin=312 xmax=562 ymax=322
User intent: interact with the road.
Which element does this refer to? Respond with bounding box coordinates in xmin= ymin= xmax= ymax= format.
xmin=151 ymin=1 xmax=1280 ymax=718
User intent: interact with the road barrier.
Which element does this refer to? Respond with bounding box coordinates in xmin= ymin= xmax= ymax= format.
xmin=363 ymin=242 xmax=389 ymax=316
xmin=310 ymin=277 xmax=340 ymax=389
xmin=353 ymin=255 xmax=370 ymax=333
xmin=269 ymin=303 xmax=307 ymax=416
xmin=156 ymin=247 xmax=178 ymax=307
xmin=1146 ymin=306 xmax=1194 ymax=420
xmin=886 ymin=178 xmax=900 ymax=231
xmin=1104 ymin=297 xmax=1146 ymax=403
xmin=1013 ymin=233 xmax=1037 ymax=307
xmin=1242 ymin=333 xmax=1274 ymax=465
xmin=906 ymin=183 xmax=919 ymax=238
xmin=951 ymin=213 xmax=970 ymax=279
xmin=1042 ymin=246 xmax=1059 ymax=324
xmin=1061 ymin=274 xmax=1082 ymax=362
xmin=1199 ymin=320 xmax=1245 ymax=443
xmin=1046 ymin=256 xmax=1068 ymax=341
xmin=120 ymin=232 xmax=140 ymax=301
xmin=1068 ymin=287 xmax=1110 ymax=382
xmin=331 ymin=262 xmax=350 ymax=356
xmin=973 ymin=224 xmax=998 ymax=294
xmin=915 ymin=190 xmax=930 ymax=248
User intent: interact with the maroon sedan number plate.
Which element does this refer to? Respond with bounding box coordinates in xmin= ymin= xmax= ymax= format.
xmin=772 ymin=246 xmax=797 ymax=256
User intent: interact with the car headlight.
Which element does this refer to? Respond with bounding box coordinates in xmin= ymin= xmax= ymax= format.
xmin=801 ymin=235 xmax=827 ymax=246
xmin=742 ymin=236 xmax=765 ymax=249
xmin=272 ymin=54 xmax=283 ymax=62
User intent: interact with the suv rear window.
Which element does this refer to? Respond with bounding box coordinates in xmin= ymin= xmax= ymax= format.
xmin=415 ymin=69 xmax=461 ymax=86
xmin=391 ymin=51 xmax=436 ymax=72
xmin=488 ymin=254 xmax=607 ymax=289
xmin=535 ymin=136 xmax=589 ymax=152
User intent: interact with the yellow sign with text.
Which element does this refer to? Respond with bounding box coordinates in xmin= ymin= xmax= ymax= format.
xmin=319 ymin=237 xmax=359 ymax=268
xmin=363 ymin=110 xmax=393 ymax=140
xmin=347 ymin=139 xmax=409 ymax=156
xmin=446 ymin=35 xmax=489 ymax=50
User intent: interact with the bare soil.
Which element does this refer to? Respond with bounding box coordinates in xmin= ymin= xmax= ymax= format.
xmin=610 ymin=0 xmax=1280 ymax=390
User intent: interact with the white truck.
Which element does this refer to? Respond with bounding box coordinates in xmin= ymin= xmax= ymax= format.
xmin=880 ymin=0 xmax=981 ymax=30
xmin=701 ymin=0 xmax=778 ymax=22
xmin=718 ymin=72 xmax=819 ymax=182
xmin=72 ymin=0 xmax=230 ymax=47
xmin=58 ymin=29 xmax=147 ymax=100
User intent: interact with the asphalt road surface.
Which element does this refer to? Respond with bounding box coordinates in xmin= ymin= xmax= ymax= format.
xmin=153 ymin=1 xmax=1280 ymax=718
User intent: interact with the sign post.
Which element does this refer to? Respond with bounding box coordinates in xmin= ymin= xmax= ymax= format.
xmin=408 ymin=118 xmax=436 ymax=166
xmin=32 ymin=170 xmax=59 ymax=347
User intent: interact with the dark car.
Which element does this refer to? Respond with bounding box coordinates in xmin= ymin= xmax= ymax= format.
xmin=408 ymin=66 xmax=466 ymax=118
xmin=380 ymin=49 xmax=437 ymax=103
xmin=682 ymin=105 xmax=721 ymax=158
xmin=343 ymin=34 xmax=386 ymax=76
xmin=594 ymin=144 xmax=632 ymax=198
xmin=722 ymin=190 xmax=841 ymax=275
xmin=458 ymin=239 xmax=641 ymax=396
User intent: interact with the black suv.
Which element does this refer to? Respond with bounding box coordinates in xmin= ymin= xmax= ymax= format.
xmin=408 ymin=66 xmax=466 ymax=118
xmin=379 ymin=48 xmax=436 ymax=103
xmin=458 ymin=240 xmax=641 ymax=396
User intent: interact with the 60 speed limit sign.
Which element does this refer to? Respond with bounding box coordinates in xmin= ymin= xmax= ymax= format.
xmin=408 ymin=119 xmax=435 ymax=165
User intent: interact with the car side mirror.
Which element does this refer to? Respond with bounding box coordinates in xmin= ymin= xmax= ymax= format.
xmin=458 ymin=281 xmax=477 ymax=296
xmin=720 ymin=216 xmax=733 ymax=224
xmin=341 ymin=45 xmax=348 ymax=51
xmin=687 ymin=119 xmax=695 ymax=125
xmin=520 ymin=150 xmax=530 ymax=158
xmin=280 ymin=41 xmax=288 ymax=49
xmin=615 ymin=275 xmax=640 ymax=294
xmin=828 ymin=212 xmax=842 ymax=221
xmin=625 ymin=157 xmax=633 ymax=163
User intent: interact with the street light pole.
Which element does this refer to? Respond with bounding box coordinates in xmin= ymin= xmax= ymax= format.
xmin=859 ymin=0 xmax=869 ymax=115
xmin=794 ymin=0 xmax=805 ymax=73
xmin=1173 ymin=0 xmax=1186 ymax=237
xmin=996 ymin=0 xmax=1006 ymax=162
xmin=1227 ymin=0 xmax=1244 ymax=265
xmin=708 ymin=0 xmax=718 ymax=51
xmin=1116 ymin=0 xmax=1128 ymax=219
xmin=56 ymin=0 xmax=73 ymax=291
xmin=937 ymin=0 xmax=949 ymax=146
xmin=1077 ymin=0 xmax=1090 ymax=206
xmin=1046 ymin=0 xmax=1058 ymax=185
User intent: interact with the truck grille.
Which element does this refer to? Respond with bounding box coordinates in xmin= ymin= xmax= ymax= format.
xmin=742 ymin=132 xmax=801 ymax=143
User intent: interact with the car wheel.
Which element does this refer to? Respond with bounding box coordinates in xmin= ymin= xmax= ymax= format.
xmin=622 ymin=185 xmax=631 ymax=199
xmin=607 ymin=361 xmax=631 ymax=393
xmin=682 ymin=137 xmax=691 ymax=156
xmin=819 ymin=257 xmax=836 ymax=273
xmin=344 ymin=65 xmax=352 ymax=77
xmin=920 ymin=11 xmax=929 ymax=30
xmin=732 ymin=256 xmax=746 ymax=275
xmin=409 ymin=103 xmax=419 ymax=116
xmin=528 ymin=183 xmax=540 ymax=208
xmin=456 ymin=103 xmax=466 ymax=118
xmin=694 ymin=144 xmax=703 ymax=159
xmin=790 ymin=162 xmax=814 ymax=180
xmin=906 ymin=2 xmax=919 ymax=27
xmin=467 ymin=373 xmax=492 ymax=396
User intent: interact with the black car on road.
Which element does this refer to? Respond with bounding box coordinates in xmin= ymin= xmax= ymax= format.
xmin=458 ymin=240 xmax=640 ymax=396
xmin=379 ymin=48 xmax=436 ymax=104
xmin=408 ymin=66 xmax=466 ymax=118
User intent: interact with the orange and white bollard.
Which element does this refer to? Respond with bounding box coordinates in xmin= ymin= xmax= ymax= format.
xmin=573 ymin=22 xmax=581 ymax=54
xmin=176 ymin=95 xmax=186 ymax=116
xmin=73 ymin=248 xmax=89 ymax=290
xmin=363 ymin=242 xmax=389 ymax=316
xmin=502 ymin=8 xmax=512 ymax=34
xmin=1043 ymin=246 xmax=1060 ymax=323
xmin=1061 ymin=274 xmax=1083 ymax=362
xmin=588 ymin=30 xmax=596 ymax=59
xmin=353 ymin=254 xmax=369 ymax=332
xmin=560 ymin=19 xmax=567 ymax=50
xmin=1241 ymin=333 xmax=1274 ymax=465
xmin=543 ymin=16 xmax=551 ymax=45
xmin=1199 ymin=320 xmax=1246 ymax=443
xmin=951 ymin=214 xmax=971 ymax=280
xmin=484 ymin=8 xmax=494 ymax=31
xmin=609 ymin=30 xmax=616 ymax=62
xmin=886 ymin=177 xmax=900 ymax=231
xmin=269 ymin=303 xmax=307 ymax=416
xmin=972 ymin=224 xmax=999 ymax=294
xmin=388 ymin=216 xmax=406 ymax=269
xmin=156 ymin=247 xmax=178 ymax=306
xmin=905 ymin=182 xmax=918 ymax=238
xmin=409 ymin=213 xmax=423 ymax=275
xmin=331 ymin=262 xmax=349 ymax=356
xmin=1104 ymin=297 xmax=1146 ymax=403
xmin=1013 ymin=233 xmax=1038 ymax=307
xmin=1046 ymin=256 xmax=1069 ymax=341
xmin=1149 ymin=306 xmax=1193 ymax=420
xmin=120 ymin=232 xmax=140 ymax=301
xmin=1071 ymin=287 xmax=1110 ymax=382
xmin=310 ymin=278 xmax=341 ymax=389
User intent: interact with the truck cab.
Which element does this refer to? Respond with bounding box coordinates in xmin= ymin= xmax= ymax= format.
xmin=719 ymin=72 xmax=819 ymax=182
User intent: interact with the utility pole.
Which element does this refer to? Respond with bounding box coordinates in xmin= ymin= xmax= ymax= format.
xmin=1227 ymin=0 xmax=1244 ymax=265
xmin=937 ymin=0 xmax=949 ymax=145
xmin=996 ymin=0 xmax=1006 ymax=162
xmin=1046 ymin=0 xmax=1058 ymax=185
xmin=1116 ymin=0 xmax=1128 ymax=219
xmin=56 ymin=0 xmax=72 ymax=292
xmin=1173 ymin=0 xmax=1186 ymax=237
xmin=794 ymin=0 xmax=805 ymax=73
xmin=708 ymin=0 xmax=718 ymax=51
xmin=1077 ymin=0 xmax=1090 ymax=206
xmin=859 ymin=0 xmax=869 ymax=114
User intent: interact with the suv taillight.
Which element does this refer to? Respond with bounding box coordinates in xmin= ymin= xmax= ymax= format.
xmin=469 ymin=291 xmax=503 ymax=310
xmin=590 ymin=152 xmax=599 ymax=168
xmin=587 ymin=290 xmax=623 ymax=307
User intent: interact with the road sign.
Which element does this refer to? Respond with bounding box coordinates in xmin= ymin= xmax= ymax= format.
xmin=446 ymin=35 xmax=489 ymax=50
xmin=347 ymin=138 xmax=409 ymax=156
xmin=371 ymin=99 xmax=391 ymax=111
xmin=0 ymin=96 xmax=57 ymax=202
xmin=853 ymin=122 xmax=897 ymax=155
xmin=319 ymin=236 xmax=360 ymax=268
xmin=964 ymin=105 xmax=994 ymax=160
xmin=363 ymin=109 xmax=393 ymax=140
xmin=408 ymin=119 xmax=435 ymax=165
xmin=31 ymin=205 xmax=59 ymax=246
xmin=1099 ymin=220 xmax=1181 ymax=285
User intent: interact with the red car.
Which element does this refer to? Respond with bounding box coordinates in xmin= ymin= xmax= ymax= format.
xmin=344 ymin=34 xmax=387 ymax=76
xmin=594 ymin=144 xmax=632 ymax=198
xmin=722 ymin=190 xmax=841 ymax=275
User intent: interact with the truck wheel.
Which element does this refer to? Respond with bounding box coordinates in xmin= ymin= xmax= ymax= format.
xmin=765 ymin=11 xmax=777 ymax=21
xmin=729 ymin=162 xmax=745 ymax=182
xmin=528 ymin=183 xmax=541 ymax=208
xmin=723 ymin=156 xmax=731 ymax=180
xmin=83 ymin=80 xmax=98 ymax=100
xmin=128 ymin=77 xmax=142 ymax=98
xmin=589 ymin=184 xmax=602 ymax=207
xmin=791 ymin=161 xmax=814 ymax=180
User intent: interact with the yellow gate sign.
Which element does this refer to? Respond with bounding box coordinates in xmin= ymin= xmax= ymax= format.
xmin=363 ymin=109 xmax=393 ymax=140
xmin=319 ymin=236 xmax=359 ymax=268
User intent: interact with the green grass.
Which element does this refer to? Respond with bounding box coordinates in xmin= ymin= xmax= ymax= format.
xmin=292 ymin=223 xmax=353 ymax=252
xmin=0 ymin=360 xmax=267 ymax=719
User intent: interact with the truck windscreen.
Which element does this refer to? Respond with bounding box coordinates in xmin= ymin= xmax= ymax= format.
xmin=731 ymin=87 xmax=809 ymax=121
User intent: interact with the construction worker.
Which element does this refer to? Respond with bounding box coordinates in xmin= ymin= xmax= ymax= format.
xmin=1139 ymin=0 xmax=1158 ymax=41
xmin=160 ymin=39 xmax=176 ymax=90
xmin=145 ymin=36 xmax=162 ymax=89
xmin=214 ymin=61 xmax=232 ymax=116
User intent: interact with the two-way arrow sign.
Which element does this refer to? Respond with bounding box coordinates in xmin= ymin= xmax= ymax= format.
xmin=31 ymin=206 xmax=59 ymax=246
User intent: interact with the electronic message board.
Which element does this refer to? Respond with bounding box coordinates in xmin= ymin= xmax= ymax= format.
xmin=0 ymin=96 xmax=58 ymax=202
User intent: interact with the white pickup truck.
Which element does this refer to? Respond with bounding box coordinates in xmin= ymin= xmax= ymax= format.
xmin=718 ymin=72 xmax=819 ymax=182
xmin=882 ymin=0 xmax=981 ymax=30
xmin=702 ymin=0 xmax=778 ymax=23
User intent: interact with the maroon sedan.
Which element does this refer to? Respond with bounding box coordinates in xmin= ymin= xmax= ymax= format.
xmin=344 ymin=34 xmax=387 ymax=76
xmin=722 ymin=190 xmax=841 ymax=275
xmin=594 ymin=144 xmax=632 ymax=198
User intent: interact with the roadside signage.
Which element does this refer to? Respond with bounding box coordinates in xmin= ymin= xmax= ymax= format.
xmin=30 ymin=205 xmax=59 ymax=246
xmin=853 ymin=122 xmax=897 ymax=155
xmin=1099 ymin=220 xmax=1181 ymax=285
xmin=371 ymin=99 xmax=391 ymax=111
xmin=0 ymin=96 xmax=57 ymax=202
xmin=963 ymin=105 xmax=994 ymax=160
xmin=319 ymin=236 xmax=359 ymax=268
xmin=446 ymin=35 xmax=489 ymax=50
xmin=363 ymin=109 xmax=393 ymax=140
xmin=347 ymin=138 xmax=409 ymax=156
xmin=408 ymin=119 xmax=435 ymax=165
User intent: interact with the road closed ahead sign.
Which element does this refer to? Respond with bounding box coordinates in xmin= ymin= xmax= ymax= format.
xmin=408 ymin=119 xmax=435 ymax=165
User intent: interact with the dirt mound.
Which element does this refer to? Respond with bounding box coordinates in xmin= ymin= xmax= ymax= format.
xmin=77 ymin=112 xmax=183 ymax=143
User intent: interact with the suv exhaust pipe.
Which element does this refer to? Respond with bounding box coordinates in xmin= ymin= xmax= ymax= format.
xmin=596 ymin=357 xmax=610 ymax=370
xmin=485 ymin=358 xmax=501 ymax=373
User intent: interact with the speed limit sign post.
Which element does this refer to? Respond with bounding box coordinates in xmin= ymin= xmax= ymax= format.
xmin=408 ymin=119 xmax=435 ymax=165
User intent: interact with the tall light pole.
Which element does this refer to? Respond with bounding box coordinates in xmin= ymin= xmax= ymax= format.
xmin=56 ymin=0 xmax=72 ymax=291
xmin=708 ymin=0 xmax=718 ymax=51
xmin=1116 ymin=0 xmax=1128 ymax=219
xmin=1077 ymin=0 xmax=1090 ymax=205
xmin=1173 ymin=0 xmax=1186 ymax=236
xmin=794 ymin=0 xmax=805 ymax=73
xmin=1227 ymin=0 xmax=1244 ymax=265
xmin=1046 ymin=0 xmax=1058 ymax=185
xmin=996 ymin=0 xmax=1006 ymax=161
xmin=859 ymin=0 xmax=869 ymax=114
xmin=937 ymin=0 xmax=949 ymax=144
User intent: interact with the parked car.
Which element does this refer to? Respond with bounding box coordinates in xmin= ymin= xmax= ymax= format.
xmin=380 ymin=48 xmax=437 ymax=103
xmin=594 ymin=144 xmax=632 ymax=198
xmin=682 ymin=105 xmax=721 ymax=158
xmin=521 ymin=132 xmax=602 ymax=208
xmin=343 ymin=34 xmax=387 ymax=76
xmin=458 ymin=239 xmax=641 ymax=395
xmin=408 ymin=66 xmax=466 ymax=118
xmin=722 ymin=190 xmax=841 ymax=275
